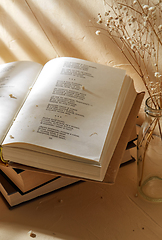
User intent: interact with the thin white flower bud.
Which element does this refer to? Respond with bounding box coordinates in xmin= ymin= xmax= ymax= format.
xmin=155 ymin=72 xmax=161 ymax=78
xmin=143 ymin=5 xmax=149 ymax=10
xmin=158 ymin=25 xmax=162 ymax=31
xmin=97 ymin=19 xmax=102 ymax=24
xmin=95 ymin=30 xmax=101 ymax=35
xmin=131 ymin=44 xmax=136 ymax=51
xmin=149 ymin=6 xmax=156 ymax=12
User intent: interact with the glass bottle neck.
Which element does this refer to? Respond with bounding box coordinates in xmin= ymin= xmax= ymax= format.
xmin=145 ymin=95 xmax=162 ymax=118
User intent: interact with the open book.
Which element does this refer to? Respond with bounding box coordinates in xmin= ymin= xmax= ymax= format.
xmin=0 ymin=57 xmax=142 ymax=181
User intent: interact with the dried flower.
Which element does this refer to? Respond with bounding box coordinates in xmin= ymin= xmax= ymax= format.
xmin=148 ymin=6 xmax=156 ymax=12
xmin=143 ymin=5 xmax=149 ymax=10
xmin=131 ymin=44 xmax=136 ymax=51
xmin=97 ymin=18 xmax=102 ymax=24
xmin=155 ymin=72 xmax=161 ymax=78
xmin=95 ymin=30 xmax=101 ymax=35
xmin=105 ymin=11 xmax=110 ymax=16
xmin=158 ymin=25 xmax=162 ymax=31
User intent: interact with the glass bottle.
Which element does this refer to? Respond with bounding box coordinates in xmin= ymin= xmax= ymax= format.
xmin=137 ymin=94 xmax=162 ymax=202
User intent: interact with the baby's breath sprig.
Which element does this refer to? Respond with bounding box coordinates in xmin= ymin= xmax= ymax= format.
xmin=95 ymin=0 xmax=162 ymax=108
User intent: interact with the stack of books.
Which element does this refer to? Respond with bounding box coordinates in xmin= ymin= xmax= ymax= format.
xmin=0 ymin=57 xmax=144 ymax=207
xmin=0 ymin=166 xmax=79 ymax=207
xmin=0 ymin=131 xmax=137 ymax=207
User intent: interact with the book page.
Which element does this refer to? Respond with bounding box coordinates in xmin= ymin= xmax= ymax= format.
xmin=3 ymin=57 xmax=126 ymax=162
xmin=0 ymin=61 xmax=43 ymax=143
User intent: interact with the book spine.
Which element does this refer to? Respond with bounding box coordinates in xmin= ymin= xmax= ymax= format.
xmin=0 ymin=146 xmax=8 ymax=165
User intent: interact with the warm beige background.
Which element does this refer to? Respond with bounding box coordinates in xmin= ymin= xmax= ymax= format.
xmin=1 ymin=1 xmax=160 ymax=240
xmin=0 ymin=0 xmax=119 ymax=64
xmin=0 ymin=0 xmax=146 ymax=104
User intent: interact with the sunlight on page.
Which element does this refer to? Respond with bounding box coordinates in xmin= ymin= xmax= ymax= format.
xmin=0 ymin=61 xmax=42 ymax=143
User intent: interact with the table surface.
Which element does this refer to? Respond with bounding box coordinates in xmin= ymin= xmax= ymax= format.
xmin=0 ymin=1 xmax=160 ymax=239
xmin=1 ymin=160 xmax=162 ymax=240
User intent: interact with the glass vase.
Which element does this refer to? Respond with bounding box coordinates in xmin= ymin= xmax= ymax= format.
xmin=137 ymin=94 xmax=162 ymax=202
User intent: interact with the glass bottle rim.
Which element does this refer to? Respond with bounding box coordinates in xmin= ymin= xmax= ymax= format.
xmin=145 ymin=94 xmax=162 ymax=117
